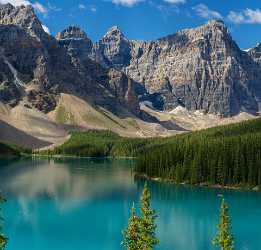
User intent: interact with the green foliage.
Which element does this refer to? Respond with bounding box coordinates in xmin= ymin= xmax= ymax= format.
xmin=43 ymin=130 xmax=166 ymax=158
xmin=136 ymin=118 xmax=261 ymax=188
xmin=0 ymin=197 xmax=7 ymax=250
xmin=47 ymin=130 xmax=120 ymax=157
xmin=139 ymin=183 xmax=159 ymax=250
xmin=213 ymin=198 xmax=234 ymax=250
xmin=122 ymin=184 xmax=159 ymax=250
xmin=122 ymin=204 xmax=143 ymax=250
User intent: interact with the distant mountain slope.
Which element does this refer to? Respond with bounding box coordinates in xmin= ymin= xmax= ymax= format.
xmin=0 ymin=120 xmax=50 ymax=149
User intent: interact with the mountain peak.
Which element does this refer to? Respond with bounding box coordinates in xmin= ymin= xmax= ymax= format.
xmin=0 ymin=3 xmax=49 ymax=41
xmin=201 ymin=19 xmax=228 ymax=35
xmin=104 ymin=26 xmax=124 ymax=38
xmin=206 ymin=19 xmax=225 ymax=27
xmin=56 ymin=26 xmax=89 ymax=40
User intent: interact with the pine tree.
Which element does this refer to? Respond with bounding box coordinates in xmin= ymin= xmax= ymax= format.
xmin=122 ymin=203 xmax=142 ymax=250
xmin=213 ymin=198 xmax=234 ymax=250
xmin=122 ymin=184 xmax=159 ymax=250
xmin=139 ymin=183 xmax=159 ymax=250
xmin=0 ymin=197 xmax=7 ymax=250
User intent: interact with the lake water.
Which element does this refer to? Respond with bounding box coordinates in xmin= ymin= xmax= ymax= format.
xmin=0 ymin=157 xmax=261 ymax=250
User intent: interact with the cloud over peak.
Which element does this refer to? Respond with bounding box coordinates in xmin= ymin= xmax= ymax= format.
xmin=193 ymin=4 xmax=222 ymax=20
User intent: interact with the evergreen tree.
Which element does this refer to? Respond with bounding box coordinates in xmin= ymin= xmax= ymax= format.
xmin=122 ymin=204 xmax=142 ymax=250
xmin=140 ymin=183 xmax=159 ymax=250
xmin=0 ymin=197 xmax=7 ymax=250
xmin=122 ymin=184 xmax=159 ymax=250
xmin=213 ymin=198 xmax=234 ymax=250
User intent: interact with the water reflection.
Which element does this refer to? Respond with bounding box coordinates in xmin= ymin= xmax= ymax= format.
xmin=0 ymin=158 xmax=136 ymax=211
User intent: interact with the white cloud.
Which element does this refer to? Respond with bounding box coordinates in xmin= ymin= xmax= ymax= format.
xmin=111 ymin=0 xmax=144 ymax=7
xmin=32 ymin=1 xmax=47 ymax=14
xmin=164 ymin=0 xmax=186 ymax=4
xmin=193 ymin=4 xmax=222 ymax=19
xmin=90 ymin=6 xmax=97 ymax=12
xmin=78 ymin=4 xmax=86 ymax=10
xmin=47 ymin=2 xmax=62 ymax=12
xmin=228 ymin=9 xmax=261 ymax=24
xmin=78 ymin=3 xmax=96 ymax=12
xmin=227 ymin=11 xmax=245 ymax=24
xmin=41 ymin=24 xmax=50 ymax=34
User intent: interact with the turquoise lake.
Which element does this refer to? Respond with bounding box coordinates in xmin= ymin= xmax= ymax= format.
xmin=0 ymin=157 xmax=261 ymax=250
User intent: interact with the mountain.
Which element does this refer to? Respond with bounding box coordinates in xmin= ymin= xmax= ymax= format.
xmin=0 ymin=3 xmax=260 ymax=148
xmin=0 ymin=3 xmax=141 ymax=116
xmin=92 ymin=20 xmax=261 ymax=117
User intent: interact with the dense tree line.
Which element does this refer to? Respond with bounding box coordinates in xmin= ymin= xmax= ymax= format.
xmin=41 ymin=130 xmax=167 ymax=158
xmin=136 ymin=118 xmax=261 ymax=188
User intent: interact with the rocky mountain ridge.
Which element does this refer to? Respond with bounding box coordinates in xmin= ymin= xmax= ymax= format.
xmin=0 ymin=3 xmax=261 ymax=148
xmin=0 ymin=3 xmax=142 ymax=116
xmin=90 ymin=20 xmax=261 ymax=116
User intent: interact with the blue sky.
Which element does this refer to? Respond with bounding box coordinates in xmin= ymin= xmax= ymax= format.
xmin=3 ymin=0 xmax=261 ymax=49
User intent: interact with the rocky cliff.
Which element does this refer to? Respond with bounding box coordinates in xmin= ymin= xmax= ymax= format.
xmin=0 ymin=4 xmax=141 ymax=116
xmin=92 ymin=20 xmax=261 ymax=116
xmin=0 ymin=3 xmax=261 ymax=120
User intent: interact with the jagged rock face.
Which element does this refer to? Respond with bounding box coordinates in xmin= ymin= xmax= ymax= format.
xmin=107 ymin=68 xmax=140 ymax=114
xmin=56 ymin=26 xmax=93 ymax=59
xmin=0 ymin=4 xmax=141 ymax=115
xmin=91 ymin=26 xmax=132 ymax=69
xmin=93 ymin=20 xmax=261 ymax=116
xmin=249 ymin=43 xmax=261 ymax=64
xmin=0 ymin=3 xmax=50 ymax=42
xmin=57 ymin=26 xmax=141 ymax=115
xmin=0 ymin=16 xmax=55 ymax=111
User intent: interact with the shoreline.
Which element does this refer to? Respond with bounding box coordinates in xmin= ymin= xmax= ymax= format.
xmin=31 ymin=154 xmax=137 ymax=160
xmin=135 ymin=173 xmax=261 ymax=192
xmin=3 ymin=154 xmax=260 ymax=192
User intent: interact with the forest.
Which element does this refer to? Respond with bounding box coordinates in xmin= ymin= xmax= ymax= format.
xmin=40 ymin=130 xmax=168 ymax=157
xmin=135 ymin=118 xmax=261 ymax=188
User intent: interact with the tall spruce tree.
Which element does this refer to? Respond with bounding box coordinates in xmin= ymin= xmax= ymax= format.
xmin=140 ymin=183 xmax=159 ymax=250
xmin=122 ymin=204 xmax=142 ymax=250
xmin=0 ymin=197 xmax=7 ymax=250
xmin=122 ymin=183 xmax=159 ymax=250
xmin=213 ymin=198 xmax=234 ymax=250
